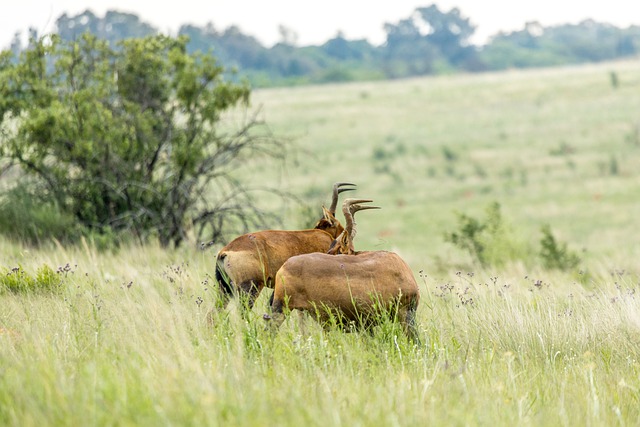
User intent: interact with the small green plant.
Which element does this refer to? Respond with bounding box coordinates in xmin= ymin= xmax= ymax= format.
xmin=539 ymin=224 xmax=581 ymax=271
xmin=445 ymin=211 xmax=487 ymax=264
xmin=549 ymin=141 xmax=576 ymax=156
xmin=441 ymin=146 xmax=459 ymax=162
xmin=0 ymin=264 xmax=62 ymax=294
xmin=444 ymin=202 xmax=527 ymax=267
xmin=609 ymin=155 xmax=619 ymax=175
xmin=609 ymin=70 xmax=619 ymax=88
xmin=625 ymin=123 xmax=640 ymax=146
xmin=372 ymin=146 xmax=388 ymax=161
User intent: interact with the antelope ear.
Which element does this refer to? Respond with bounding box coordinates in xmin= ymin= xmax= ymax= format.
xmin=321 ymin=206 xmax=333 ymax=220
xmin=314 ymin=218 xmax=331 ymax=230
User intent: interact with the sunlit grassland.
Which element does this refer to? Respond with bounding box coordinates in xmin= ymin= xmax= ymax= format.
xmin=2 ymin=60 xmax=640 ymax=425
xmin=250 ymin=60 xmax=640 ymax=272
xmin=1 ymin=242 xmax=639 ymax=425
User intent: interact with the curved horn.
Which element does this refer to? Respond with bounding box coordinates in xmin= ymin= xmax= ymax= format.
xmin=327 ymin=197 xmax=379 ymax=255
xmin=342 ymin=198 xmax=380 ymax=245
xmin=329 ymin=182 xmax=356 ymax=214
xmin=342 ymin=199 xmax=380 ymax=218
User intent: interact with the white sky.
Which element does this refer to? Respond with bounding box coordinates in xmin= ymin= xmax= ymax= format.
xmin=2 ymin=1 xmax=639 ymax=49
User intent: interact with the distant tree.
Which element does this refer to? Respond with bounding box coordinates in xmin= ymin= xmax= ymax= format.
xmin=278 ymin=25 xmax=299 ymax=46
xmin=481 ymin=20 xmax=640 ymax=70
xmin=383 ymin=17 xmax=439 ymax=77
xmin=183 ymin=25 xmax=269 ymax=72
xmin=480 ymin=22 xmax=565 ymax=69
xmin=382 ymin=4 xmax=479 ymax=76
xmin=322 ymin=32 xmax=371 ymax=61
xmin=179 ymin=23 xmax=216 ymax=52
xmin=270 ymin=43 xmax=320 ymax=78
xmin=0 ymin=34 xmax=286 ymax=247
xmin=8 ymin=32 xmax=22 ymax=56
xmin=415 ymin=5 xmax=479 ymax=69
xmin=218 ymin=26 xmax=271 ymax=69
xmin=56 ymin=10 xmax=157 ymax=45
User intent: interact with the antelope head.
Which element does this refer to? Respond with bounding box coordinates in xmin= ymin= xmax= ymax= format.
xmin=328 ymin=198 xmax=380 ymax=255
xmin=313 ymin=182 xmax=356 ymax=237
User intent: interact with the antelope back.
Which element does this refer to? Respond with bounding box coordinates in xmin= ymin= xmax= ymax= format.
xmin=219 ymin=229 xmax=336 ymax=289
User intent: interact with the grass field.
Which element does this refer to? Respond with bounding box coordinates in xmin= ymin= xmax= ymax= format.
xmin=2 ymin=60 xmax=640 ymax=426
xmin=251 ymin=59 xmax=640 ymax=272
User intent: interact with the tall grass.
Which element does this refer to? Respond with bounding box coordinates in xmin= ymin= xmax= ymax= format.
xmin=1 ymin=239 xmax=639 ymax=425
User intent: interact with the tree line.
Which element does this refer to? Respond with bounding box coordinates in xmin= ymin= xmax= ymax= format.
xmin=7 ymin=5 xmax=640 ymax=87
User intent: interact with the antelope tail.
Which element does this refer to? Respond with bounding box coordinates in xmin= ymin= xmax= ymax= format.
xmin=215 ymin=253 xmax=234 ymax=298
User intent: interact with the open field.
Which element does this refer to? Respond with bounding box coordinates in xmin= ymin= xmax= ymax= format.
xmin=250 ymin=59 xmax=640 ymax=273
xmin=2 ymin=60 xmax=640 ymax=425
xmin=1 ymin=242 xmax=639 ymax=425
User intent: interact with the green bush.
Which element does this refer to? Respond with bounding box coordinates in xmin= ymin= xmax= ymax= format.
xmin=539 ymin=224 xmax=581 ymax=271
xmin=444 ymin=201 xmax=528 ymax=267
xmin=0 ymin=264 xmax=62 ymax=294
xmin=445 ymin=203 xmax=582 ymax=270
xmin=0 ymin=34 xmax=284 ymax=248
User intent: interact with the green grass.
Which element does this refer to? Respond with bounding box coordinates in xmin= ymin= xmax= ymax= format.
xmin=0 ymin=242 xmax=639 ymax=425
xmin=2 ymin=60 xmax=640 ymax=425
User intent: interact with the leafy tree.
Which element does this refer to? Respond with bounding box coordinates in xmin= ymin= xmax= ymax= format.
xmin=322 ymin=32 xmax=368 ymax=61
xmin=383 ymin=17 xmax=440 ymax=77
xmin=382 ymin=5 xmax=479 ymax=76
xmin=481 ymin=20 xmax=640 ymax=70
xmin=415 ymin=5 xmax=478 ymax=68
xmin=0 ymin=33 xmax=285 ymax=247
xmin=56 ymin=10 xmax=157 ymax=45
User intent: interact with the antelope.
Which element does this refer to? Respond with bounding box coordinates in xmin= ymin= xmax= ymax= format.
xmin=265 ymin=198 xmax=420 ymax=340
xmin=215 ymin=182 xmax=356 ymax=309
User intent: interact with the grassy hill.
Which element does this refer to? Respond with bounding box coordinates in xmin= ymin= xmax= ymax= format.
xmin=249 ymin=59 xmax=640 ymax=273
xmin=1 ymin=60 xmax=640 ymax=426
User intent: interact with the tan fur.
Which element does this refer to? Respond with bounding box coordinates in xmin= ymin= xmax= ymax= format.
xmin=214 ymin=186 xmax=353 ymax=309
xmin=218 ymin=228 xmax=337 ymax=290
xmin=269 ymin=251 xmax=420 ymax=337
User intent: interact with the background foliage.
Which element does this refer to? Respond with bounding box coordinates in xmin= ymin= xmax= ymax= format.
xmin=0 ymin=33 xmax=285 ymax=247
xmin=8 ymin=4 xmax=639 ymax=86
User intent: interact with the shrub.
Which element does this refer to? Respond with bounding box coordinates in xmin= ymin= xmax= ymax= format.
xmin=539 ymin=224 xmax=581 ymax=271
xmin=0 ymin=34 xmax=285 ymax=248
xmin=444 ymin=201 xmax=528 ymax=267
xmin=0 ymin=265 xmax=62 ymax=294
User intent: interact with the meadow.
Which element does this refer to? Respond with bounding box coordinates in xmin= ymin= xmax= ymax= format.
xmin=1 ymin=60 xmax=640 ymax=426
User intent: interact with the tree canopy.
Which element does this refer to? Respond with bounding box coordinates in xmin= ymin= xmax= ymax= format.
xmin=0 ymin=34 xmax=285 ymax=247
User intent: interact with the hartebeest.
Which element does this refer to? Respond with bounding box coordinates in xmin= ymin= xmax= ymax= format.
xmin=266 ymin=199 xmax=420 ymax=339
xmin=215 ymin=182 xmax=355 ymax=309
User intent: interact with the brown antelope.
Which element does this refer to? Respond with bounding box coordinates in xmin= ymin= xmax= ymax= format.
xmin=215 ymin=182 xmax=356 ymax=309
xmin=266 ymin=199 xmax=420 ymax=340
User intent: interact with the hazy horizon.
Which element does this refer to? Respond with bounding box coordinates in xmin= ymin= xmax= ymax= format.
xmin=2 ymin=1 xmax=639 ymax=49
